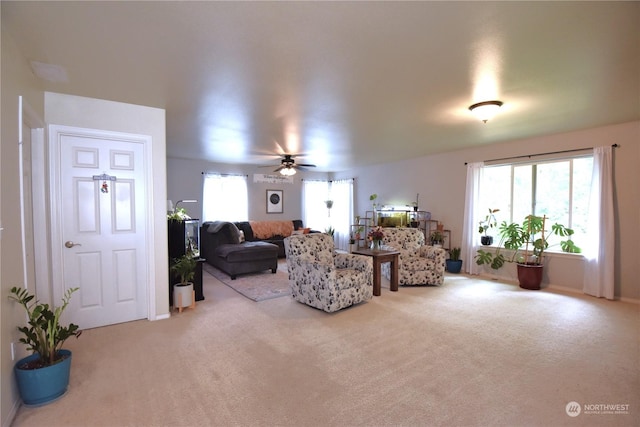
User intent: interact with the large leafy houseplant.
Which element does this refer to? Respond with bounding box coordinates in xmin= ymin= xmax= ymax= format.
xmin=170 ymin=254 xmax=197 ymax=285
xmin=475 ymin=214 xmax=581 ymax=270
xmin=9 ymin=286 xmax=82 ymax=368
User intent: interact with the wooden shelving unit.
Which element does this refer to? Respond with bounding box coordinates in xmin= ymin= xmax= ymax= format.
xmin=354 ymin=210 xmax=452 ymax=250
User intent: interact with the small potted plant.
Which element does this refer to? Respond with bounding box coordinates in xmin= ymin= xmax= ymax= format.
xmin=9 ymin=286 xmax=82 ymax=406
xmin=170 ymin=254 xmax=197 ymax=311
xmin=446 ymin=247 xmax=463 ymax=273
xmin=167 ymin=207 xmax=191 ymax=221
xmin=475 ymin=214 xmax=581 ymax=289
xmin=478 ymin=208 xmax=500 ymax=245
xmin=369 ymin=193 xmax=378 ymax=210
xmin=429 ymin=230 xmax=444 ymax=247
xmin=325 ymin=226 xmax=335 ymax=237
xmin=349 ymin=234 xmax=357 ymax=253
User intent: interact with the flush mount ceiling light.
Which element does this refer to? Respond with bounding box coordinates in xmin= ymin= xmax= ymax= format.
xmin=469 ymin=100 xmax=503 ymax=123
xmin=280 ymin=165 xmax=296 ymax=176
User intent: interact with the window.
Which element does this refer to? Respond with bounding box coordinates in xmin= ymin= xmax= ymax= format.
xmin=302 ymin=179 xmax=354 ymax=251
xmin=302 ymin=180 xmax=330 ymax=232
xmin=479 ymin=156 xmax=593 ymax=250
xmin=202 ymin=174 xmax=248 ymax=222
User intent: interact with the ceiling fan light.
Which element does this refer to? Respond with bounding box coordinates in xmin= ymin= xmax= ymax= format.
xmin=469 ymin=100 xmax=503 ymax=123
xmin=280 ymin=167 xmax=296 ymax=176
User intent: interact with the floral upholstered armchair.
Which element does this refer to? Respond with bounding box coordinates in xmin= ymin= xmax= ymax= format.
xmin=284 ymin=233 xmax=373 ymax=312
xmin=381 ymin=228 xmax=446 ymax=286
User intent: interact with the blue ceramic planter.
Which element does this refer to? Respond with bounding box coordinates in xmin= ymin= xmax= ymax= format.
xmin=14 ymin=349 xmax=72 ymax=406
xmin=446 ymin=259 xmax=463 ymax=274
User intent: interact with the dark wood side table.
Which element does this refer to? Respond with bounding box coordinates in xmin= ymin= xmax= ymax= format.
xmin=352 ymin=248 xmax=400 ymax=296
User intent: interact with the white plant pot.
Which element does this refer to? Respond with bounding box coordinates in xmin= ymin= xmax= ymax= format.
xmin=173 ymin=283 xmax=194 ymax=309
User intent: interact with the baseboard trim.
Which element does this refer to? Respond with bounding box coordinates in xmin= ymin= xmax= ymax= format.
xmin=2 ymin=397 xmax=21 ymax=427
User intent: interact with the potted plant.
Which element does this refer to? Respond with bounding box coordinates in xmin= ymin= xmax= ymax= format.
xmin=429 ymin=230 xmax=444 ymax=247
xmin=446 ymin=247 xmax=463 ymax=273
xmin=170 ymin=254 xmax=197 ymax=311
xmin=369 ymin=193 xmax=378 ymax=210
xmin=325 ymin=226 xmax=335 ymax=237
xmin=475 ymin=214 xmax=581 ymax=289
xmin=325 ymin=200 xmax=333 ymax=217
xmin=478 ymin=208 xmax=500 ymax=245
xmin=9 ymin=286 xmax=82 ymax=406
xmin=167 ymin=207 xmax=191 ymax=221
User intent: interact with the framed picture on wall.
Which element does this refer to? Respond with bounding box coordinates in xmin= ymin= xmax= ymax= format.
xmin=266 ymin=189 xmax=283 ymax=214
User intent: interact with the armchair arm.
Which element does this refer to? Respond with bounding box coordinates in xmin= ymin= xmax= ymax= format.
xmin=290 ymin=257 xmax=335 ymax=275
xmin=419 ymin=245 xmax=447 ymax=274
xmin=334 ymin=253 xmax=373 ymax=274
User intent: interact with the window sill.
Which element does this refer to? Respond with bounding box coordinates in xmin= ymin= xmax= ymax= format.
xmin=474 ymin=245 xmax=584 ymax=260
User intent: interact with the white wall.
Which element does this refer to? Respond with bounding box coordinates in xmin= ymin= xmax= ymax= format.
xmin=0 ymin=27 xmax=46 ymax=426
xmin=335 ymin=121 xmax=640 ymax=300
xmin=167 ymin=157 xmax=328 ymax=222
xmin=44 ymin=93 xmax=169 ymax=318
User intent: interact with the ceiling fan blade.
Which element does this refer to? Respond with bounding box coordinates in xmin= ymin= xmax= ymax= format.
xmin=273 ymin=165 xmax=285 ymax=172
xmin=296 ymin=163 xmax=316 ymax=168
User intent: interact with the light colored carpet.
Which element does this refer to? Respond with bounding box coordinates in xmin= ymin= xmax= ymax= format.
xmin=11 ymin=269 xmax=639 ymax=427
xmin=201 ymin=260 xmax=291 ymax=302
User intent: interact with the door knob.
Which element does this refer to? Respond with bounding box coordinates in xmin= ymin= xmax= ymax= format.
xmin=64 ymin=241 xmax=82 ymax=248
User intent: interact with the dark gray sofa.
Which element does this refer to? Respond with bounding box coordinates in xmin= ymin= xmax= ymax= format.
xmin=200 ymin=221 xmax=279 ymax=280
xmin=233 ymin=219 xmax=304 ymax=258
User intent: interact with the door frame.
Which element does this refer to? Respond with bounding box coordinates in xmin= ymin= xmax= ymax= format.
xmin=48 ymin=124 xmax=157 ymax=323
xmin=19 ymin=97 xmax=49 ymax=303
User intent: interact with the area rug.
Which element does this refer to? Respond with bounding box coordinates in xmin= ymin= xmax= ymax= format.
xmin=202 ymin=261 xmax=291 ymax=302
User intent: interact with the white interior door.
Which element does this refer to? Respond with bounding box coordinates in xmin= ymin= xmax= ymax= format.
xmin=53 ymin=127 xmax=149 ymax=329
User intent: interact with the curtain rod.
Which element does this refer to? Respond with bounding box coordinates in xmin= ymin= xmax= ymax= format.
xmin=201 ymin=172 xmax=248 ymax=177
xmin=301 ymin=178 xmax=356 ymax=182
xmin=465 ymin=144 xmax=618 ymax=165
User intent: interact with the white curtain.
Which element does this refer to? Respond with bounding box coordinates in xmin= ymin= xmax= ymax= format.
xmin=461 ymin=162 xmax=484 ymax=274
xmin=302 ymin=180 xmax=330 ymax=232
xmin=583 ymin=146 xmax=615 ymax=299
xmin=202 ymin=174 xmax=248 ymax=222
xmin=330 ymin=179 xmax=354 ymax=251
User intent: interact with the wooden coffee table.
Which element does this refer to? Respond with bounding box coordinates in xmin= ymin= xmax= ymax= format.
xmin=352 ymin=248 xmax=400 ymax=296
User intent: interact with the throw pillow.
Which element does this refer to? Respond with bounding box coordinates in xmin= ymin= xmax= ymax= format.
xmin=228 ymin=222 xmax=242 ymax=244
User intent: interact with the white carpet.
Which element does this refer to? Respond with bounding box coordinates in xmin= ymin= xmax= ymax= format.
xmin=11 ymin=272 xmax=639 ymax=427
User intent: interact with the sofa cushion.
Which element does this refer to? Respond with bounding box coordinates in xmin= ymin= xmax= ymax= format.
xmin=234 ymin=221 xmax=254 ymax=241
xmin=216 ymin=242 xmax=279 ymax=262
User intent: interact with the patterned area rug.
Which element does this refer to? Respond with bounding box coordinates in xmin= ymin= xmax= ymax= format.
xmin=202 ymin=260 xmax=291 ymax=302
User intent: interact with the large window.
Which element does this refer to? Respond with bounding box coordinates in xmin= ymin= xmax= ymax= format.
xmin=479 ymin=156 xmax=593 ymax=250
xmin=302 ymin=179 xmax=354 ymax=251
xmin=202 ymin=174 xmax=248 ymax=222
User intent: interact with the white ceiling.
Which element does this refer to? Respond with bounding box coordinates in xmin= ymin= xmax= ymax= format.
xmin=3 ymin=1 xmax=639 ymax=172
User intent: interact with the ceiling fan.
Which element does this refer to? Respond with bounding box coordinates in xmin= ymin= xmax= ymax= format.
xmin=261 ymin=154 xmax=316 ymax=176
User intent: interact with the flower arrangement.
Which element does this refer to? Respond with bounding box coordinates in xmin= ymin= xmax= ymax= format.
xmin=367 ymin=226 xmax=384 ymax=243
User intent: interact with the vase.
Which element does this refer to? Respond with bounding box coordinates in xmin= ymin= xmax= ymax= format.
xmin=371 ymin=240 xmax=382 ymax=251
